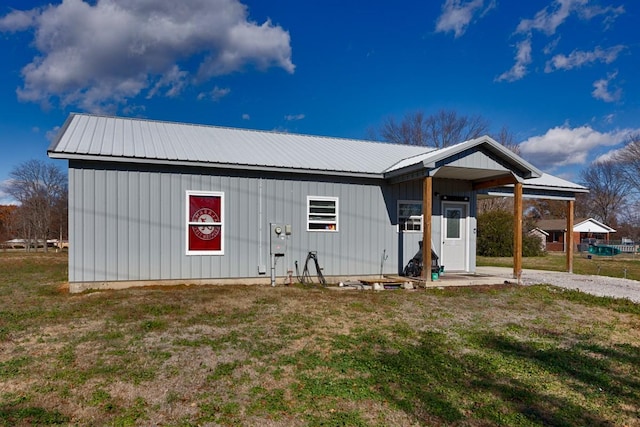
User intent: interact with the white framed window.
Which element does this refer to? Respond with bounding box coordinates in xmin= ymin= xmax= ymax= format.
xmin=307 ymin=196 xmax=338 ymax=231
xmin=398 ymin=201 xmax=423 ymax=232
xmin=186 ymin=191 xmax=224 ymax=255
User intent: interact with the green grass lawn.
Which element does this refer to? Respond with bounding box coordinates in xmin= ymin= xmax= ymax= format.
xmin=1 ymin=252 xmax=639 ymax=426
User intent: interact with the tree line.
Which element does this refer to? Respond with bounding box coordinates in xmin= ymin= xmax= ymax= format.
xmin=1 ymin=160 xmax=67 ymax=252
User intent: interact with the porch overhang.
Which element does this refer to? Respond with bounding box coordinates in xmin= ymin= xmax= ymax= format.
xmin=382 ymin=136 xmax=587 ymax=282
xmin=383 ymin=136 xmax=542 ymax=185
xmin=480 ymin=173 xmax=589 ymax=201
xmin=387 ymin=164 xmax=523 ymax=190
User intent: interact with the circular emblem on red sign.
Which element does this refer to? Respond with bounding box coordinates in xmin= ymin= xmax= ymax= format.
xmin=191 ymin=207 xmax=220 ymax=240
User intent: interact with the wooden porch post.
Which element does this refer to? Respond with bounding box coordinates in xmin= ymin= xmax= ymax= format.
xmin=566 ymin=200 xmax=574 ymax=273
xmin=513 ymin=182 xmax=523 ymax=281
xmin=422 ymin=176 xmax=433 ymax=281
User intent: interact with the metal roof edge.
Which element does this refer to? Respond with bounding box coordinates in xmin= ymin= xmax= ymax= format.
xmin=484 ymin=190 xmax=578 ymax=201
xmin=382 ymin=160 xmax=429 ymax=179
xmin=54 ymin=153 xmax=385 ymax=180
xmin=522 ymin=184 xmax=589 ymax=193
xmin=383 ymin=148 xmax=437 ymax=174
xmin=47 ymin=113 xmax=78 ymax=154
xmin=491 ymin=172 xmax=588 ymax=193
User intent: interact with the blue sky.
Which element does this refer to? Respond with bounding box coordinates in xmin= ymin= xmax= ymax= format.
xmin=1 ymin=0 xmax=639 ymax=204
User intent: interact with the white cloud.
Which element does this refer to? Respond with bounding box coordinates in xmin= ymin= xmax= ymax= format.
xmin=0 ymin=8 xmax=38 ymax=32
xmin=197 ymin=86 xmax=231 ymax=102
xmin=542 ymin=36 xmax=561 ymax=55
xmin=592 ymin=72 xmax=622 ymax=102
xmin=519 ymin=125 xmax=632 ymax=170
xmin=500 ymin=0 xmax=625 ymax=84
xmin=603 ymin=114 xmax=615 ymax=124
xmin=147 ymin=65 xmax=189 ymax=99
xmin=1 ymin=0 xmax=294 ymax=113
xmin=545 ymin=45 xmax=625 ymax=72
xmin=242 ymin=113 xmax=250 ymax=120
xmin=0 ymin=179 xmax=18 ymax=205
xmin=435 ymin=0 xmax=493 ymax=38
xmin=284 ymin=114 xmax=305 ymax=121
xmin=496 ymin=38 xmax=532 ymax=82
xmin=45 ymin=126 xmax=60 ymax=142
xmin=516 ymin=0 xmax=626 ymax=36
xmin=516 ymin=0 xmax=585 ymax=36
xmin=594 ymin=147 xmax=623 ymax=163
xmin=578 ymin=4 xmax=625 ymax=29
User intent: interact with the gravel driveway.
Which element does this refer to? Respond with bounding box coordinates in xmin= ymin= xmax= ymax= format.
xmin=476 ymin=266 xmax=640 ymax=303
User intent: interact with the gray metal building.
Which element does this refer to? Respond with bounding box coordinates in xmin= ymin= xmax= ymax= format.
xmin=48 ymin=114 xmax=587 ymax=292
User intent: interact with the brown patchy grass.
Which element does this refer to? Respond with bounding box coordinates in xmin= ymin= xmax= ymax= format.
xmin=1 ymin=252 xmax=639 ymax=426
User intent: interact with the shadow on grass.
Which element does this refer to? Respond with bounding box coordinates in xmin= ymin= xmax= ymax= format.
xmin=0 ymin=404 xmax=69 ymax=426
xmin=324 ymin=330 xmax=640 ymax=425
xmin=477 ymin=333 xmax=640 ymax=420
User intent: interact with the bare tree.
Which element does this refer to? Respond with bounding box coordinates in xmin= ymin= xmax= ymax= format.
xmin=373 ymin=108 xmax=524 ymax=214
xmin=616 ymin=199 xmax=640 ymax=241
xmin=524 ymin=199 xmax=567 ymax=220
xmin=0 ymin=205 xmax=18 ymax=250
xmin=573 ymin=192 xmax=592 ymax=220
xmin=3 ymin=160 xmax=67 ymax=252
xmin=378 ymin=109 xmax=490 ymax=148
xmin=579 ymin=159 xmax=631 ymax=227
xmin=477 ymin=126 xmax=521 ymax=213
xmin=493 ymin=125 xmax=520 ymax=155
xmin=613 ymin=132 xmax=640 ymax=194
xmin=50 ymin=191 xmax=68 ymax=250
xmin=477 ymin=196 xmax=514 ymax=215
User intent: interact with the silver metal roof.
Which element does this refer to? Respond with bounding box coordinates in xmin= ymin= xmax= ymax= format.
xmin=48 ymin=114 xmax=433 ymax=177
xmin=521 ymin=173 xmax=588 ymax=192
xmin=48 ymin=114 xmax=586 ymax=194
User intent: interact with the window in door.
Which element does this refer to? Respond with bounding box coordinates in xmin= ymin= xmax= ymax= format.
xmin=445 ymin=207 xmax=462 ymax=239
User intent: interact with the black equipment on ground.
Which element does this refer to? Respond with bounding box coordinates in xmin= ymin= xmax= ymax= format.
xmin=296 ymin=251 xmax=326 ymax=286
xmin=402 ymin=241 xmax=439 ymax=277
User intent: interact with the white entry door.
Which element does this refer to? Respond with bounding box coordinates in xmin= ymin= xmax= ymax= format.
xmin=441 ymin=202 xmax=468 ymax=272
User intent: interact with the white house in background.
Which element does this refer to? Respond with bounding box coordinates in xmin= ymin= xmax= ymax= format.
xmin=536 ymin=217 xmax=615 ymax=252
xmin=527 ymin=227 xmax=549 ymax=252
xmin=48 ymin=114 xmax=588 ymax=292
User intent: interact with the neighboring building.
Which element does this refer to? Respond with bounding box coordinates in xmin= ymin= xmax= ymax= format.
xmin=48 ymin=114 xmax=588 ymax=292
xmin=527 ymin=227 xmax=549 ymax=252
xmin=0 ymin=239 xmax=66 ymax=250
xmin=536 ymin=218 xmax=615 ymax=252
xmin=2 ymin=239 xmax=29 ymax=249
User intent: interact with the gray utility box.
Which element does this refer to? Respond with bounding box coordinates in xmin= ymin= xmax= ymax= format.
xmin=270 ymin=223 xmax=287 ymax=256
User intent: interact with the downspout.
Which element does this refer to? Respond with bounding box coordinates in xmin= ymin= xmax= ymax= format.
xmin=258 ymin=178 xmax=263 ymax=273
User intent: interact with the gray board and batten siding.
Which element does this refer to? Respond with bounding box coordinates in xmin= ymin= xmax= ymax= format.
xmin=50 ymin=114 xmax=585 ymax=290
xmin=52 ymin=114 xmax=439 ymax=286
xmin=68 ymin=161 xmax=472 ymax=284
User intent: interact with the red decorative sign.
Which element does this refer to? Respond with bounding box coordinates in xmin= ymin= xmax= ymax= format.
xmin=188 ymin=195 xmax=222 ymax=252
